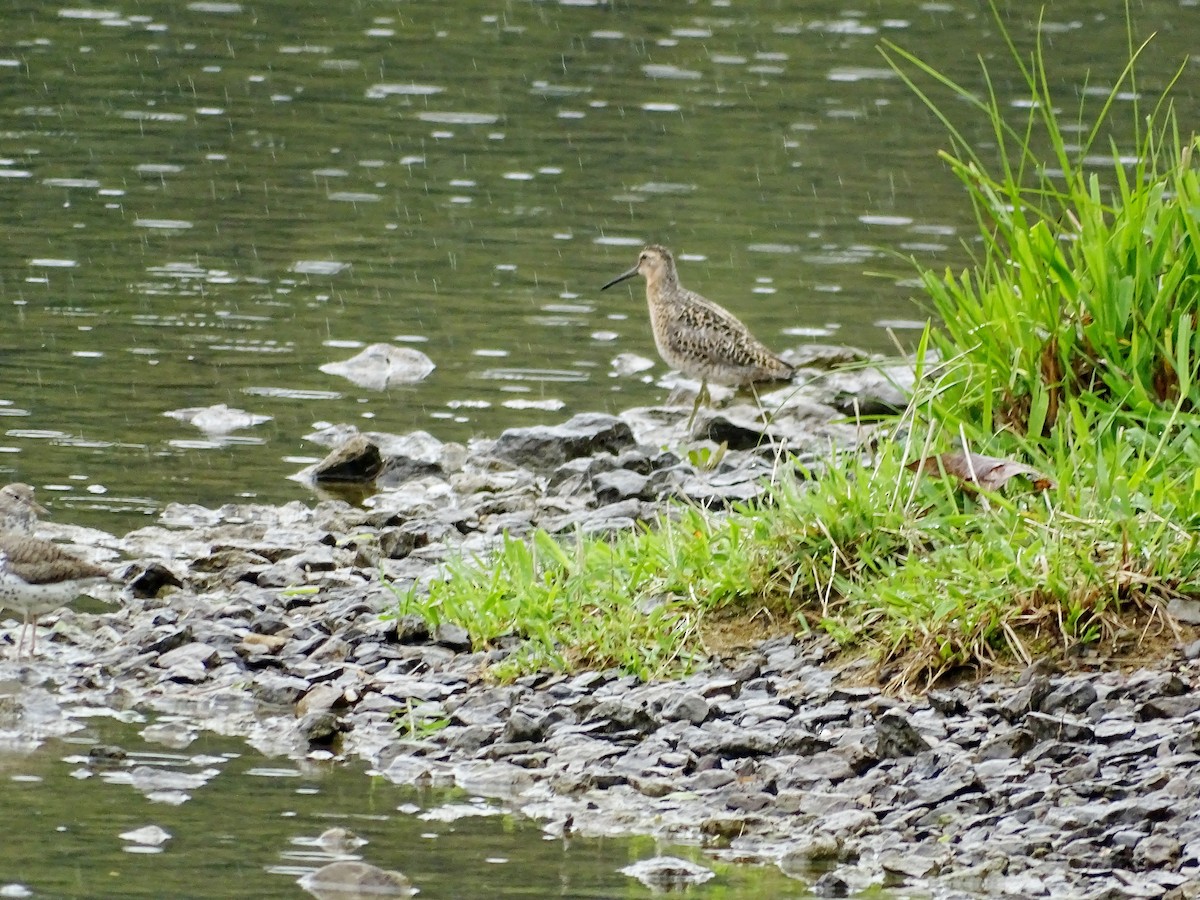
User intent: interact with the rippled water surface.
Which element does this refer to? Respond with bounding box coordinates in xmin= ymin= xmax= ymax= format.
xmin=0 ymin=712 xmax=818 ymax=898
xmin=1 ymin=1 xmax=1193 ymax=530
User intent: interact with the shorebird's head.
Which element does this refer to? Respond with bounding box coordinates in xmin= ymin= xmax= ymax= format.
xmin=0 ymin=483 xmax=46 ymax=534
xmin=601 ymin=245 xmax=676 ymax=292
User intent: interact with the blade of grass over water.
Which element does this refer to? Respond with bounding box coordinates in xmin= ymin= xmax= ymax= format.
xmin=387 ymin=3 xmax=1200 ymax=688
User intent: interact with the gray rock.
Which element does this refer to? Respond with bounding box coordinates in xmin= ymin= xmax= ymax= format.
xmin=658 ymin=691 xmax=709 ymax=725
xmin=875 ymin=709 xmax=932 ymax=758
xmin=592 ymin=468 xmax=649 ymax=504
xmin=811 ymin=871 xmax=850 ymax=897
xmin=490 ymin=413 xmax=636 ymax=471
xmin=433 ymin=622 xmax=471 ymax=652
xmin=1139 ymin=695 xmax=1200 ymax=720
xmin=1041 ymin=679 xmax=1099 ymax=715
xmin=1025 ymin=711 xmax=1094 ymax=742
xmin=311 ymin=433 xmax=386 ymax=484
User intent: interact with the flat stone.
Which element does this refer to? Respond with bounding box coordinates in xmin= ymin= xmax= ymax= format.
xmin=1040 ymin=679 xmax=1099 ymax=715
xmin=490 ymin=413 xmax=636 ymax=472
xmin=658 ymin=692 xmax=709 ymax=725
xmin=1138 ymin=695 xmax=1200 ymax=720
xmin=875 ymin=709 xmax=932 ymax=758
xmin=818 ymin=808 xmax=877 ymax=836
xmin=593 ymin=469 xmax=649 ymax=504
xmin=1025 ymin=711 xmax=1094 ymax=742
xmin=433 ymin=622 xmax=471 ymax=652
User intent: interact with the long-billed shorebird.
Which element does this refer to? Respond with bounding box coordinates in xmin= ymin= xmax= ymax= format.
xmin=601 ymin=245 xmax=794 ymax=427
xmin=0 ymin=483 xmax=45 ymax=535
xmin=0 ymin=533 xmax=110 ymax=658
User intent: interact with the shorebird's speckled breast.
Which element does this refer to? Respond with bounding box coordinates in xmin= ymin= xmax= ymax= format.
xmin=647 ymin=285 xmax=794 ymax=387
xmin=0 ymin=571 xmax=91 ymax=615
xmin=0 ymin=534 xmax=108 ymax=615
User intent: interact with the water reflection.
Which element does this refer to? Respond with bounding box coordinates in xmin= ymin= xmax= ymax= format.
xmin=0 ymin=714 xmax=822 ymax=898
xmin=0 ymin=0 xmax=1189 ymax=529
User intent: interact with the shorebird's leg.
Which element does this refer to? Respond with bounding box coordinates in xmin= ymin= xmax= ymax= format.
xmin=29 ymin=614 xmax=36 ymax=658
xmin=686 ymin=379 xmax=710 ymax=432
xmin=750 ymin=382 xmax=775 ymax=426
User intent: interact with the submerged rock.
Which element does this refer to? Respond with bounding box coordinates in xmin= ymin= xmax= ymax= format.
xmin=163 ymin=403 xmax=272 ymax=434
xmin=320 ymin=343 xmax=435 ymax=390
xmin=298 ymin=861 xmax=415 ymax=899
xmin=619 ymin=856 xmax=715 ymax=890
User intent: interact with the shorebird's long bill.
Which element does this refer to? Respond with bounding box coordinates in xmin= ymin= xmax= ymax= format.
xmin=601 ymin=266 xmax=639 ymax=291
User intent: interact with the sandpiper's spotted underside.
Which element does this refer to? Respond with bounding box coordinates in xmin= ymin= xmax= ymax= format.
xmin=0 ymin=531 xmax=109 ymax=658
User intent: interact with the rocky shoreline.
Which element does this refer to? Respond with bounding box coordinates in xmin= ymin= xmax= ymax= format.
xmin=7 ymin=355 xmax=1200 ymax=899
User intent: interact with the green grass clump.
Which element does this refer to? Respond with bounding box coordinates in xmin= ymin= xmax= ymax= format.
xmin=389 ymin=8 xmax=1200 ymax=687
xmin=883 ymin=13 xmax=1198 ymax=442
xmin=393 ymin=508 xmax=767 ymax=681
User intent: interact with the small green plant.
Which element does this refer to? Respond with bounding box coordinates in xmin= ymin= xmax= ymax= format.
xmin=392 ymin=699 xmax=451 ymax=741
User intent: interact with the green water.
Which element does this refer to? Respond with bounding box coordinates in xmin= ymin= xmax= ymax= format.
xmin=0 ymin=711 xmax=819 ymax=899
xmin=0 ymin=1 xmax=1190 ymax=531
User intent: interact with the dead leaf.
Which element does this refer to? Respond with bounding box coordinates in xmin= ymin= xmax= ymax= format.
xmin=906 ymin=450 xmax=1056 ymax=492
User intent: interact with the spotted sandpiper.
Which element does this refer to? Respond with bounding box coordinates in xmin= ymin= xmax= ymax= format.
xmin=601 ymin=245 xmax=794 ymax=426
xmin=0 ymin=483 xmax=45 ymax=535
xmin=0 ymin=533 xmax=110 ymax=658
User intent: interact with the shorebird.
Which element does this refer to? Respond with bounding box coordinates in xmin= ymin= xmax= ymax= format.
xmin=0 ymin=483 xmax=45 ymax=535
xmin=0 ymin=533 xmax=110 ymax=658
xmin=601 ymin=245 xmax=794 ymax=427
